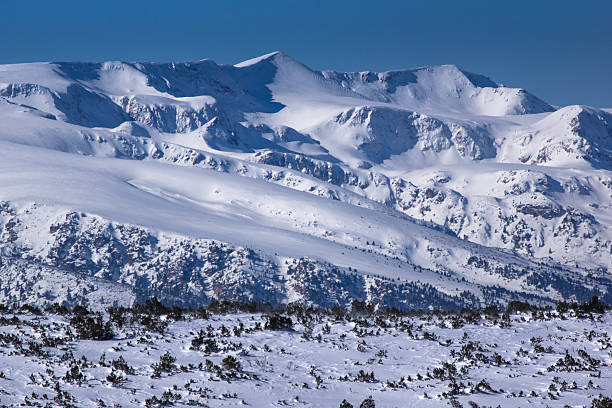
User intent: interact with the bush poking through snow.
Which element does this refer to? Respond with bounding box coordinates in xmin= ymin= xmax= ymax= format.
xmin=69 ymin=307 xmax=114 ymax=340
xmin=591 ymin=394 xmax=612 ymax=408
xmin=221 ymin=355 xmax=241 ymax=371
xmin=359 ymin=396 xmax=375 ymax=408
xmin=106 ymin=370 xmax=127 ymax=387
xmin=151 ymin=352 xmax=176 ymax=378
xmin=264 ymin=313 xmax=293 ymax=331
xmin=111 ymin=355 xmax=135 ymax=375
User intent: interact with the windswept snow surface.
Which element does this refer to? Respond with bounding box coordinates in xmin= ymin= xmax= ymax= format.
xmin=0 ymin=52 xmax=611 ymax=309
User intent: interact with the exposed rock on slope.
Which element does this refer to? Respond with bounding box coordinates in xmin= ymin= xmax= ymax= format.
xmin=510 ymin=105 xmax=612 ymax=169
xmin=0 ymin=53 xmax=610 ymax=309
xmin=1 ymin=202 xmax=610 ymax=309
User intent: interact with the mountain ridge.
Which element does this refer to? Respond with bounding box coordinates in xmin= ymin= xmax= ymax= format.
xmin=0 ymin=52 xmax=610 ymax=310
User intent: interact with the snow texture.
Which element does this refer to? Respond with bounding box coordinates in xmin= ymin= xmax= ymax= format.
xmin=0 ymin=305 xmax=610 ymax=408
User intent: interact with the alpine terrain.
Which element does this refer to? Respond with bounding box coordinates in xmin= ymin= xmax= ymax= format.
xmin=1 ymin=52 xmax=612 ymax=310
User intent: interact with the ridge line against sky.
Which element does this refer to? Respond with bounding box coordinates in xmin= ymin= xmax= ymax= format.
xmin=1 ymin=0 xmax=610 ymax=107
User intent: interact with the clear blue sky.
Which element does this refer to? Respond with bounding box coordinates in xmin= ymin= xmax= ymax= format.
xmin=3 ymin=0 xmax=611 ymax=107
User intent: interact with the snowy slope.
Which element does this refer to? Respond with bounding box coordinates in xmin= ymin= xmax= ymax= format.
xmin=0 ymin=52 xmax=611 ymax=309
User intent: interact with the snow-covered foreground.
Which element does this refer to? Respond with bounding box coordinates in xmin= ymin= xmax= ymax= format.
xmin=0 ymin=302 xmax=610 ymax=407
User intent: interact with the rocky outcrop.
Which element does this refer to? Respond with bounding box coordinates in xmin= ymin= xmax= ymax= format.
xmin=1 ymin=202 xmax=610 ymax=310
xmin=330 ymin=106 xmax=496 ymax=163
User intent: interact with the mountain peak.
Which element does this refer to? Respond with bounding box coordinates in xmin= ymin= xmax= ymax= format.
xmin=235 ymin=51 xmax=292 ymax=68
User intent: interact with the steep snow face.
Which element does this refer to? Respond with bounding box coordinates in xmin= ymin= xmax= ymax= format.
xmin=0 ymin=52 xmax=611 ymax=309
xmin=503 ymin=105 xmax=612 ymax=169
xmin=114 ymin=94 xmax=218 ymax=133
xmin=322 ymin=64 xmax=554 ymax=116
xmin=305 ymin=105 xmax=496 ymax=167
xmin=0 ymin=82 xmax=130 ymax=127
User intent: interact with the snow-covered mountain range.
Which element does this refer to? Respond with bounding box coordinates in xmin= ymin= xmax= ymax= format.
xmin=1 ymin=52 xmax=611 ymax=309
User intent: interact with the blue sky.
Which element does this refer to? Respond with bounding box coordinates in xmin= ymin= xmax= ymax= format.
xmin=2 ymin=0 xmax=610 ymax=107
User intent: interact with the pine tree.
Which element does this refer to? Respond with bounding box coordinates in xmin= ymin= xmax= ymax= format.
xmin=359 ymin=396 xmax=375 ymax=408
xmin=339 ymin=400 xmax=353 ymax=408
